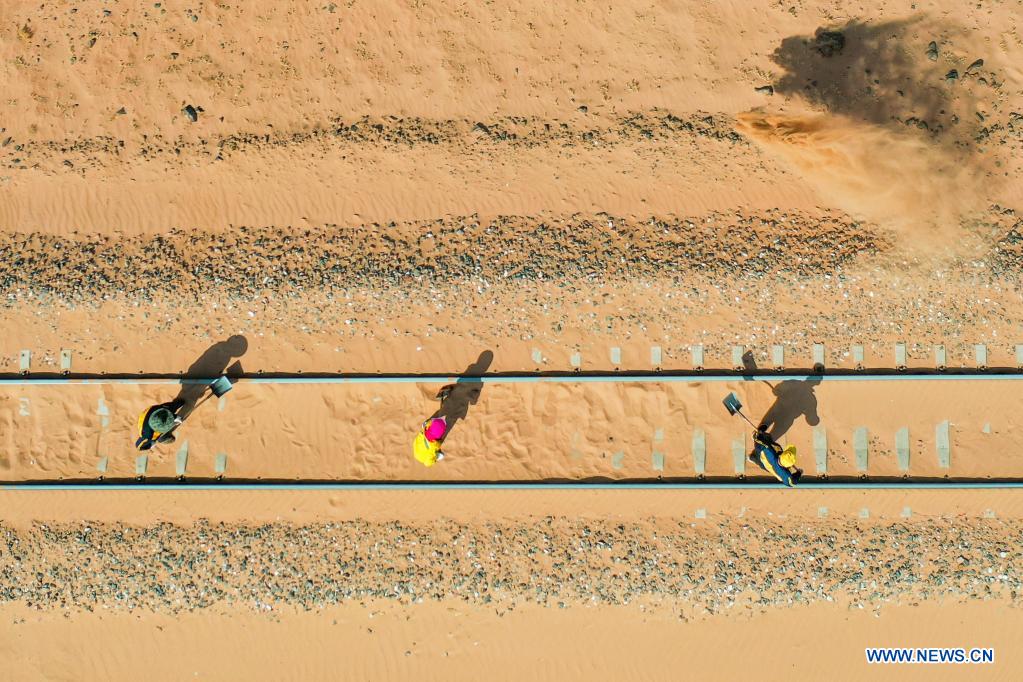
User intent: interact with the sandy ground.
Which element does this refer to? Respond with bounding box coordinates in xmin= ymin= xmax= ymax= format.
xmin=1 ymin=0 xmax=1022 ymax=373
xmin=4 ymin=0 xmax=1023 ymax=678
xmin=1 ymin=600 xmax=1019 ymax=682
xmin=0 ymin=377 xmax=1021 ymax=481
xmin=0 ymin=488 xmax=1019 ymax=680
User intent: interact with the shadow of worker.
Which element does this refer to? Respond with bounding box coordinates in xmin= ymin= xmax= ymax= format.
xmin=429 ymin=350 xmax=494 ymax=439
xmin=759 ymin=375 xmax=822 ymax=439
xmin=175 ymin=335 xmax=248 ymax=420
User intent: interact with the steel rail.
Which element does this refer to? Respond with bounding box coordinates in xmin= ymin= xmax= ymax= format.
xmin=2 ymin=372 xmax=1023 ymax=386
xmin=2 ymin=482 xmax=1023 ymax=491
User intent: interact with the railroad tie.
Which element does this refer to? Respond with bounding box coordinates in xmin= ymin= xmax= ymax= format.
xmin=813 ymin=426 xmax=828 ymax=475
xmin=936 ymin=421 xmax=951 ymax=469
xmin=853 ymin=427 xmax=869 ymax=473
xmin=215 ymin=453 xmax=228 ymax=478
xmin=895 ymin=342 xmax=907 ymax=370
xmin=175 ymin=441 xmax=190 ymax=477
xmin=895 ymin=427 xmax=910 ymax=472
xmin=975 ymin=344 xmax=988 ymax=370
xmin=652 ymin=428 xmax=665 ymax=472
xmin=691 ymin=344 xmax=704 ymax=370
xmin=692 ymin=429 xmax=706 ymax=477
xmin=732 ymin=435 xmax=745 ymax=476
xmin=651 ymin=451 xmax=665 ymax=472
xmin=611 ymin=451 xmax=624 ymax=470
xmin=812 ymin=343 xmax=825 ymax=369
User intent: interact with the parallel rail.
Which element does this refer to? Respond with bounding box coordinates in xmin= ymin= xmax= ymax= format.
xmin=3 ymin=371 xmax=1023 ymax=386
xmin=2 ymin=482 xmax=1023 ymax=491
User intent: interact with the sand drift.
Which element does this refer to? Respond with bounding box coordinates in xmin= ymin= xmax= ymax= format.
xmin=0 ymin=374 xmax=1020 ymax=483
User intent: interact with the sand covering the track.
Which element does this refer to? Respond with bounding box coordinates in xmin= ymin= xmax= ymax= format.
xmin=3 ymin=0 xmax=1023 ymax=678
xmin=0 ymin=377 xmax=1019 ymax=480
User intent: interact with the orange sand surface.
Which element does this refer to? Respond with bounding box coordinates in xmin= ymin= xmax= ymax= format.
xmin=1 ymin=600 xmax=1018 ymax=682
xmin=4 ymin=0 xmax=1023 ymax=677
xmin=0 ymin=377 xmax=1020 ymax=481
xmin=0 ymin=488 xmax=1019 ymax=680
xmin=1 ymin=0 xmax=1022 ymax=373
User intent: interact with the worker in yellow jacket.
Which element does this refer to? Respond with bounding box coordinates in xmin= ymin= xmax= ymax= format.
xmin=135 ymin=399 xmax=185 ymax=451
xmin=413 ymin=417 xmax=448 ymax=467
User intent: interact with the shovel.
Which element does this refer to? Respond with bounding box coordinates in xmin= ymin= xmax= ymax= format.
xmin=722 ymin=392 xmax=758 ymax=429
xmin=182 ymin=376 xmax=233 ymax=416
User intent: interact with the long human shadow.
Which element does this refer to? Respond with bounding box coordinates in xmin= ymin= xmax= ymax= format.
xmin=428 ymin=350 xmax=495 ymax=440
xmin=175 ymin=335 xmax=248 ymax=419
xmin=759 ymin=377 xmax=822 ymax=439
xmin=740 ymin=350 xmax=821 ymax=439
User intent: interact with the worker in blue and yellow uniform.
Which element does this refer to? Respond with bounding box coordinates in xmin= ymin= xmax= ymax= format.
xmin=135 ymin=399 xmax=186 ymax=451
xmin=749 ymin=424 xmax=803 ymax=487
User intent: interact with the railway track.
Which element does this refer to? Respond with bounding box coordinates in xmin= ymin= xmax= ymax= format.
xmin=2 ymin=481 xmax=1023 ymax=490
xmin=3 ymin=370 xmax=1023 ymax=385
xmin=1 ymin=371 xmax=1021 ymax=483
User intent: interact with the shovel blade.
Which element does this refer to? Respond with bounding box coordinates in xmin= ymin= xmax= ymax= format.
xmin=209 ymin=376 xmax=234 ymax=397
xmin=723 ymin=392 xmax=743 ymax=416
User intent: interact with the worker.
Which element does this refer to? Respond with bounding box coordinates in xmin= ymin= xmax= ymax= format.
xmin=413 ymin=416 xmax=448 ymax=467
xmin=749 ymin=424 xmax=803 ymax=486
xmin=135 ymin=399 xmax=185 ymax=451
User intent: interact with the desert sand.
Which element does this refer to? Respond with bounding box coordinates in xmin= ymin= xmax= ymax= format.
xmin=3 ymin=0 xmax=1023 ymax=678
xmin=0 ymin=0 xmax=1022 ymax=374
xmin=0 ymin=488 xmax=1021 ymax=680
xmin=0 ymin=376 xmax=1022 ymax=481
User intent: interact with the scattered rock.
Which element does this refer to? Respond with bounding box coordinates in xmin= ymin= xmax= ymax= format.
xmin=755 ymin=85 xmax=774 ymax=95
xmin=813 ymin=29 xmax=845 ymax=57
xmin=0 ymin=517 xmax=1014 ymax=616
xmin=926 ymin=41 xmax=939 ymax=61
xmin=182 ymin=105 xmax=198 ymax=122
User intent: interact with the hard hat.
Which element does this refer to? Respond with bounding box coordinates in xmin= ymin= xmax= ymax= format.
xmin=425 ymin=417 xmax=448 ymax=441
xmin=148 ymin=407 xmax=176 ymax=432
xmin=779 ymin=445 xmax=797 ymax=468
